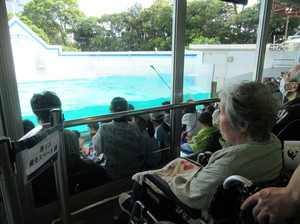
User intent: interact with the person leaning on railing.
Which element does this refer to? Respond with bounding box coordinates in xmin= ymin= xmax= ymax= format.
xmin=93 ymin=97 xmax=142 ymax=180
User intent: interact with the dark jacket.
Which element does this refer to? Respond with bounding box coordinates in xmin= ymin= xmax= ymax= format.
xmin=272 ymin=98 xmax=300 ymax=145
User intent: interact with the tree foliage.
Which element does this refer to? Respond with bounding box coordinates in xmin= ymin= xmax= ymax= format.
xmin=192 ymin=36 xmax=221 ymax=44
xmin=17 ymin=0 xmax=300 ymax=51
xmin=21 ymin=0 xmax=85 ymax=47
xmin=229 ymin=3 xmax=300 ymax=44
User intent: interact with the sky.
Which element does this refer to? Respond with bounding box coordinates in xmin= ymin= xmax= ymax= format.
xmin=77 ymin=0 xmax=259 ymax=17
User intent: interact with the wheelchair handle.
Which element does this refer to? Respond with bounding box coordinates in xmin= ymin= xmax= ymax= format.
xmin=223 ymin=175 xmax=253 ymax=190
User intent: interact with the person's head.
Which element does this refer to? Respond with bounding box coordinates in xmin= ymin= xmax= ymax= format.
xmin=133 ymin=113 xmax=155 ymax=137
xmin=128 ymin=104 xmax=135 ymax=110
xmin=197 ymin=111 xmax=213 ymax=127
xmin=184 ymin=100 xmax=196 ymax=113
xmin=23 ymin=119 xmax=35 ymax=134
xmin=264 ymin=81 xmax=278 ymax=94
xmin=87 ymin=122 xmax=99 ymax=136
xmin=218 ymin=81 xmax=278 ymax=145
xmin=73 ymin=130 xmax=81 ymax=138
xmin=150 ymin=111 xmax=165 ymax=125
xmin=205 ymin=105 xmax=215 ymax=115
xmin=110 ymin=97 xmax=129 ymax=113
xmin=162 ymin=101 xmax=170 ymax=115
xmin=281 ymin=64 xmax=300 ymax=101
xmin=30 ymin=91 xmax=61 ymax=124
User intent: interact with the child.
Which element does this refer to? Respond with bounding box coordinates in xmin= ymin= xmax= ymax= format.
xmin=181 ymin=112 xmax=217 ymax=154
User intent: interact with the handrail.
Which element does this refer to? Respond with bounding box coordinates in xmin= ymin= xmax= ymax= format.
xmin=64 ymin=98 xmax=220 ymax=128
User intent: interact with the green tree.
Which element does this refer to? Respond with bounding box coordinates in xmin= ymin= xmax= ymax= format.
xmin=19 ymin=0 xmax=300 ymax=51
xmin=75 ymin=1 xmax=173 ymax=51
xmin=73 ymin=16 xmax=106 ymax=51
xmin=231 ymin=3 xmax=300 ymax=44
xmin=21 ymin=0 xmax=85 ymax=47
xmin=139 ymin=1 xmax=173 ymax=50
xmin=186 ymin=0 xmax=235 ymax=45
xmin=229 ymin=4 xmax=259 ymax=43
xmin=19 ymin=15 xmax=50 ymax=43
xmin=191 ymin=36 xmax=221 ymax=44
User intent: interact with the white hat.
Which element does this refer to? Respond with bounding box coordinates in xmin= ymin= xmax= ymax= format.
xmin=212 ymin=109 xmax=220 ymax=126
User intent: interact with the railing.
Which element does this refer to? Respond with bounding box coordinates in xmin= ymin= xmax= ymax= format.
xmin=0 ymin=97 xmax=219 ymax=224
xmin=64 ymin=98 xmax=220 ymax=128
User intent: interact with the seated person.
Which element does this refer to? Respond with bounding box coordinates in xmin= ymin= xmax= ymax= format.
xmin=87 ymin=122 xmax=99 ymax=148
xmin=204 ymin=104 xmax=215 ymax=115
xmin=22 ymin=119 xmax=35 ymax=134
xmin=181 ymin=100 xmax=202 ymax=143
xmin=93 ymin=97 xmax=142 ymax=180
xmin=162 ymin=100 xmax=171 ymax=123
xmin=150 ymin=112 xmax=170 ymax=149
xmin=272 ymin=64 xmax=300 ymax=145
xmin=127 ymin=103 xmax=135 ymax=121
xmin=262 ymin=76 xmax=282 ymax=106
xmin=119 ymin=82 xmax=283 ymax=220
xmin=30 ymin=91 xmax=108 ymax=205
xmin=133 ymin=113 xmax=161 ymax=168
xmin=181 ymin=112 xmax=217 ymax=154
xmin=209 ymin=109 xmax=222 ymax=152
xmin=73 ymin=130 xmax=89 ymax=157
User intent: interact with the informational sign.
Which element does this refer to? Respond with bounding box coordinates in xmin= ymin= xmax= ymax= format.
xmin=26 ymin=131 xmax=60 ymax=182
xmin=284 ymin=141 xmax=300 ymax=171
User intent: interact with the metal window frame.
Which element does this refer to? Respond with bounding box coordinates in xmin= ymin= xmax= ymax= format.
xmin=0 ymin=0 xmax=271 ymax=222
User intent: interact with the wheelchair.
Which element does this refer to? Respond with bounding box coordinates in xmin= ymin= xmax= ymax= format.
xmin=123 ymin=150 xmax=292 ymax=224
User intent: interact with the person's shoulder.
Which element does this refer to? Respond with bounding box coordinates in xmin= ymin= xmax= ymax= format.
xmin=100 ymin=122 xmax=112 ymax=129
xmin=209 ymin=125 xmax=218 ymax=132
xmin=269 ymin=133 xmax=281 ymax=146
xmin=127 ymin=121 xmax=140 ymax=130
xmin=140 ymin=131 xmax=151 ymax=142
xmin=243 ymin=136 xmax=281 ymax=153
xmin=209 ymin=145 xmax=234 ymax=162
xmin=287 ymin=98 xmax=300 ymax=111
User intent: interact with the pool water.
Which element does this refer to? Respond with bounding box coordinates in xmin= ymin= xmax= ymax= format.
xmin=18 ymin=75 xmax=210 ymax=131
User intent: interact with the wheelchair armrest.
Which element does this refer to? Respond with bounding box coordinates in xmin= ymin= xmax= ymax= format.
xmin=144 ymin=172 xmax=202 ymax=219
xmin=223 ymin=175 xmax=253 ymax=190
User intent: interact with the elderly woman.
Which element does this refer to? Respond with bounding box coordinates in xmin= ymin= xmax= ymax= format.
xmin=119 ymin=82 xmax=283 ymax=216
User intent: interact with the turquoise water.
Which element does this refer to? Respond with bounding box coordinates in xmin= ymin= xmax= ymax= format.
xmin=18 ymin=75 xmax=210 ymax=131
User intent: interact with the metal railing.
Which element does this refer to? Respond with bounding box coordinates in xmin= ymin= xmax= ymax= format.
xmin=64 ymin=98 xmax=220 ymax=128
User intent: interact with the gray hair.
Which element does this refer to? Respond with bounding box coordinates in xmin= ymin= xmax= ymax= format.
xmin=220 ymin=81 xmax=278 ymax=142
xmin=289 ymin=64 xmax=300 ymax=90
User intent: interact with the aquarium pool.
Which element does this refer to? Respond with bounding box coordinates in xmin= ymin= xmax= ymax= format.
xmin=18 ymin=75 xmax=210 ymax=131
